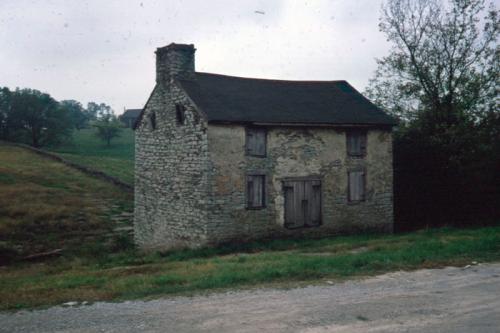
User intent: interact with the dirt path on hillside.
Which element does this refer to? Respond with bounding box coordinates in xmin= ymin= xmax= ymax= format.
xmin=1 ymin=263 xmax=499 ymax=333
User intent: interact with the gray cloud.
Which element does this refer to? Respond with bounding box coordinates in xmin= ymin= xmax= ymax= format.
xmin=0 ymin=0 xmax=389 ymax=113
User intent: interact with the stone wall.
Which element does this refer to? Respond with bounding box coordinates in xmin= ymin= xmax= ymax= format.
xmin=205 ymin=124 xmax=393 ymax=244
xmin=134 ymin=82 xmax=210 ymax=250
xmin=135 ymin=44 xmax=393 ymax=251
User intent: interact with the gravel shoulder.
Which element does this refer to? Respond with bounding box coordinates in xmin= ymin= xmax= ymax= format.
xmin=1 ymin=263 xmax=499 ymax=333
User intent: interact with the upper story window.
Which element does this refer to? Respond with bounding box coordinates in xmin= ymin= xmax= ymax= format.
xmin=148 ymin=112 xmax=156 ymax=130
xmin=175 ymin=104 xmax=186 ymax=125
xmin=346 ymin=130 xmax=367 ymax=157
xmin=245 ymin=127 xmax=267 ymax=157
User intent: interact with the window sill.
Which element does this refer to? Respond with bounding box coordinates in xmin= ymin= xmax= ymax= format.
xmin=245 ymin=206 xmax=266 ymax=210
xmin=246 ymin=154 xmax=267 ymax=158
xmin=347 ymin=200 xmax=366 ymax=205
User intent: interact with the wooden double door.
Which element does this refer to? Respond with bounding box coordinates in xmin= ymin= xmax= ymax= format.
xmin=283 ymin=179 xmax=321 ymax=229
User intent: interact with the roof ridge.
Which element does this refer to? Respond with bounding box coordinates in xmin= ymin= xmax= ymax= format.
xmin=192 ymin=72 xmax=348 ymax=84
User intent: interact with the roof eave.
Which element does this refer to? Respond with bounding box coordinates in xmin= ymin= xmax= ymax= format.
xmin=207 ymin=120 xmax=397 ymax=128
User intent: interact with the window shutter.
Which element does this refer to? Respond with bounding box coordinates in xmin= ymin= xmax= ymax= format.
xmin=360 ymin=171 xmax=366 ymax=201
xmin=246 ymin=131 xmax=254 ymax=155
xmin=352 ymin=135 xmax=361 ymax=155
xmin=347 ymin=131 xmax=367 ymax=157
xmin=246 ymin=128 xmax=266 ymax=156
xmin=348 ymin=170 xmax=366 ymax=202
xmin=247 ymin=179 xmax=254 ymax=207
xmin=247 ymin=175 xmax=265 ymax=208
xmin=253 ymin=176 xmax=262 ymax=206
xmin=360 ymin=133 xmax=367 ymax=155
xmin=346 ymin=133 xmax=354 ymax=155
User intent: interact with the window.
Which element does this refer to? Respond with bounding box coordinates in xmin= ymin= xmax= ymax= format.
xmin=283 ymin=179 xmax=321 ymax=229
xmin=246 ymin=127 xmax=266 ymax=157
xmin=246 ymin=175 xmax=265 ymax=209
xmin=175 ymin=104 xmax=185 ymax=125
xmin=148 ymin=112 xmax=156 ymax=130
xmin=346 ymin=130 xmax=367 ymax=157
xmin=348 ymin=170 xmax=366 ymax=202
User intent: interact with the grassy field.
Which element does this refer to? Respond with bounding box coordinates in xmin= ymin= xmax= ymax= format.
xmin=0 ymin=142 xmax=133 ymax=282
xmin=1 ymin=225 xmax=499 ymax=311
xmin=1 ymin=141 xmax=499 ymax=311
xmin=49 ymin=128 xmax=135 ymax=185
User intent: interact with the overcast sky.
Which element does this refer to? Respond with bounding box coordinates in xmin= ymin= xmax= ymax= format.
xmin=0 ymin=0 xmax=390 ymax=114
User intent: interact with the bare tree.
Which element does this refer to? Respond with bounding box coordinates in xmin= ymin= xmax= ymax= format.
xmin=366 ymin=0 xmax=499 ymax=126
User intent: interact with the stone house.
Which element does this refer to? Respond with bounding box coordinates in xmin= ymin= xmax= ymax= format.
xmin=120 ymin=109 xmax=141 ymax=128
xmin=133 ymin=43 xmax=397 ymax=251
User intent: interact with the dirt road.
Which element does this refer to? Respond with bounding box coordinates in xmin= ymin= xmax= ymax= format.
xmin=1 ymin=263 xmax=499 ymax=332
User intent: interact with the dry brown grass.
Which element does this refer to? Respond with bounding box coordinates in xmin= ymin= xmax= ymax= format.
xmin=0 ymin=142 xmax=132 ymax=262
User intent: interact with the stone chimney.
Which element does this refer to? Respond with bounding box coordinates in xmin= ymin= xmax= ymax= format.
xmin=155 ymin=43 xmax=196 ymax=84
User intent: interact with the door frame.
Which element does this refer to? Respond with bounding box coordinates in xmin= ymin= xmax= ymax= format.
xmin=282 ymin=176 xmax=323 ymax=229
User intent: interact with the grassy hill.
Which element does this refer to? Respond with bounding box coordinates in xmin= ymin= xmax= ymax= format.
xmin=49 ymin=128 xmax=135 ymax=185
xmin=1 ymin=141 xmax=499 ymax=311
xmin=0 ymin=142 xmax=133 ymax=262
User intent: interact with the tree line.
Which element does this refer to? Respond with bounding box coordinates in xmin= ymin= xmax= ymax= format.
xmin=366 ymin=0 xmax=499 ymax=230
xmin=0 ymin=87 xmax=124 ymax=147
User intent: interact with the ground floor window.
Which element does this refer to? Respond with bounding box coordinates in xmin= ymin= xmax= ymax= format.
xmin=246 ymin=174 xmax=265 ymax=209
xmin=348 ymin=170 xmax=366 ymax=202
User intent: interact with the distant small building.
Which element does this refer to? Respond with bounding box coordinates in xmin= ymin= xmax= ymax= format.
xmin=120 ymin=109 xmax=141 ymax=128
xmin=133 ymin=43 xmax=396 ymax=251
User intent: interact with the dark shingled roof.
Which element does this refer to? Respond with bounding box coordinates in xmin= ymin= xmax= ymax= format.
xmin=177 ymin=72 xmax=397 ymax=126
xmin=122 ymin=109 xmax=142 ymax=118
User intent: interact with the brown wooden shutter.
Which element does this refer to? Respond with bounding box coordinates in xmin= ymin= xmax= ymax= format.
xmin=247 ymin=178 xmax=254 ymax=207
xmin=360 ymin=171 xmax=366 ymax=201
xmin=352 ymin=134 xmax=361 ymax=155
xmin=346 ymin=132 xmax=354 ymax=155
xmin=247 ymin=175 xmax=265 ymax=208
xmin=253 ymin=175 xmax=263 ymax=207
xmin=347 ymin=131 xmax=367 ymax=156
xmin=348 ymin=170 xmax=366 ymax=202
xmin=246 ymin=128 xmax=266 ymax=156
xmin=360 ymin=133 xmax=367 ymax=155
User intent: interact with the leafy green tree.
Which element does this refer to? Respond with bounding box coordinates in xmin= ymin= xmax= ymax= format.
xmin=366 ymin=0 xmax=498 ymax=125
xmin=92 ymin=111 xmax=123 ymax=146
xmin=0 ymin=87 xmax=13 ymax=140
xmin=9 ymin=89 xmax=72 ymax=147
xmin=60 ymin=100 xmax=88 ymax=130
xmin=87 ymin=102 xmax=113 ymax=120
xmin=365 ymin=0 xmax=499 ymax=229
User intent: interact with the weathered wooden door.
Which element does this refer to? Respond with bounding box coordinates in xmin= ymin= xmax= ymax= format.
xmin=283 ymin=179 xmax=321 ymax=229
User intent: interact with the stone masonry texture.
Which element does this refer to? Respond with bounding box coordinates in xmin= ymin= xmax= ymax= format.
xmin=134 ymin=44 xmax=394 ymax=251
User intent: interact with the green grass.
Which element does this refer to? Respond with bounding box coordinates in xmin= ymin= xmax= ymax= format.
xmin=1 ymin=140 xmax=499 ymax=311
xmin=49 ymin=128 xmax=135 ymax=184
xmin=1 ymin=224 xmax=499 ymax=311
